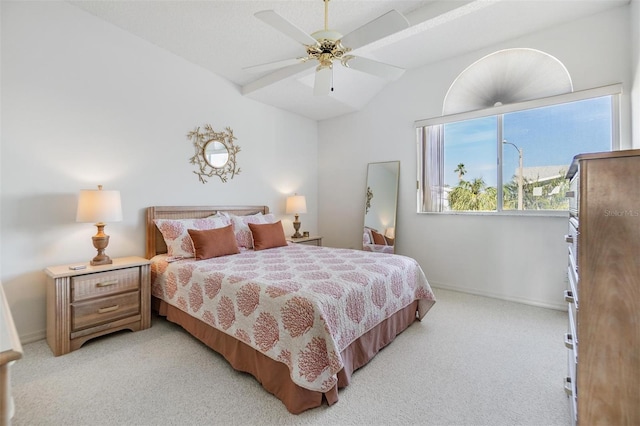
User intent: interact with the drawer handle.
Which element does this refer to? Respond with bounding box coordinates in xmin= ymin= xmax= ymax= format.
xmin=98 ymin=305 xmax=120 ymax=314
xmin=564 ymin=235 xmax=574 ymax=244
xmin=96 ymin=279 xmax=119 ymax=287
xmin=564 ymin=290 xmax=575 ymax=304
xmin=564 ymin=377 xmax=573 ymax=396
xmin=565 ymin=191 xmax=575 ymax=198
xmin=564 ymin=333 xmax=574 ymax=350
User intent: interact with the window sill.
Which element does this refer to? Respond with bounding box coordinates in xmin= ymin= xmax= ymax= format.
xmin=417 ymin=210 xmax=569 ymax=218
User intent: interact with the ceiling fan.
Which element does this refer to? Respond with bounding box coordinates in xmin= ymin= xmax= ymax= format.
xmin=244 ymin=0 xmax=410 ymax=96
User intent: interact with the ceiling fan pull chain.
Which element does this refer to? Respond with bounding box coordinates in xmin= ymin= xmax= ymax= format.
xmin=331 ymin=66 xmax=334 ymax=92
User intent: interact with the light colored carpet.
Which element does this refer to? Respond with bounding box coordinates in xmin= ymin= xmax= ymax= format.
xmin=10 ymin=289 xmax=570 ymax=426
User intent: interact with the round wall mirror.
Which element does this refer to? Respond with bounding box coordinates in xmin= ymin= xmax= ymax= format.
xmin=203 ymin=140 xmax=229 ymax=168
xmin=188 ymin=125 xmax=240 ymax=184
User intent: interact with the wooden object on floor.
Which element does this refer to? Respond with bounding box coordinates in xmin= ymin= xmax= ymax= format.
xmin=0 ymin=281 xmax=23 ymax=426
xmin=45 ymin=256 xmax=151 ymax=356
xmin=564 ymin=149 xmax=640 ymax=425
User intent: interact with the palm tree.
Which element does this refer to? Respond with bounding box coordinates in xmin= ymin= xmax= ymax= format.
xmin=449 ymin=177 xmax=497 ymax=211
xmin=454 ymin=163 xmax=467 ymax=181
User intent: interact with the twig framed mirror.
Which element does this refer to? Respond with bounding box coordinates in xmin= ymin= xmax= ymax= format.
xmin=188 ymin=124 xmax=241 ymax=183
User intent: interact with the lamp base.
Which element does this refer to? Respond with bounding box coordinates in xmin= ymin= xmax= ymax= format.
xmin=291 ymin=215 xmax=303 ymax=239
xmin=90 ymin=224 xmax=113 ymax=266
xmin=90 ymin=254 xmax=113 ymax=266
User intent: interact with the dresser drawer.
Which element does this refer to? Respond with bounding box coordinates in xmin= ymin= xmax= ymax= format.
xmin=567 ymin=174 xmax=579 ymax=216
xmin=72 ymin=268 xmax=141 ymax=302
xmin=565 ymin=372 xmax=578 ymax=425
xmin=72 ymin=291 xmax=140 ymax=331
xmin=567 ymin=263 xmax=579 ymax=308
xmin=568 ymin=246 xmax=579 ymax=283
xmin=566 ymin=218 xmax=579 ymax=268
xmin=567 ymin=298 xmax=578 ymax=349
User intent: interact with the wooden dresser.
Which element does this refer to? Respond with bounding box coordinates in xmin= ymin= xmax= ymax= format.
xmin=45 ymin=256 xmax=151 ymax=356
xmin=564 ymin=149 xmax=640 ymax=425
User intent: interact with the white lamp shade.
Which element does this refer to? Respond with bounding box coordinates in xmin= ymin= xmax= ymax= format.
xmin=286 ymin=195 xmax=307 ymax=214
xmin=76 ymin=186 xmax=123 ymax=223
xmin=385 ymin=227 xmax=395 ymax=239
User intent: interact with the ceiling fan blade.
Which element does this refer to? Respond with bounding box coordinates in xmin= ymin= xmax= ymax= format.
xmin=242 ymin=61 xmax=316 ymax=95
xmin=340 ymin=10 xmax=409 ymax=50
xmin=243 ymin=58 xmax=306 ymax=74
xmin=344 ymin=56 xmax=405 ymax=81
xmin=314 ymin=67 xmax=332 ymax=96
xmin=255 ymin=10 xmax=319 ymax=46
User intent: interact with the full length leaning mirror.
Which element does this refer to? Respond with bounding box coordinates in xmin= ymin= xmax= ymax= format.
xmin=363 ymin=161 xmax=399 ymax=253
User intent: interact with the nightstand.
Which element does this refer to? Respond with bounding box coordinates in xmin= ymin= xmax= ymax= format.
xmin=44 ymin=256 xmax=151 ymax=356
xmin=287 ymin=235 xmax=323 ymax=246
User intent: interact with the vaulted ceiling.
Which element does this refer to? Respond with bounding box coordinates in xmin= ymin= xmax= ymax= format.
xmin=70 ymin=0 xmax=628 ymax=121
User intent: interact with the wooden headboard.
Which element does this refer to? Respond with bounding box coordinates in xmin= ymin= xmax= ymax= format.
xmin=146 ymin=205 xmax=270 ymax=259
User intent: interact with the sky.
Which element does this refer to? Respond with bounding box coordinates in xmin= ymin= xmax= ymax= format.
xmin=443 ymin=96 xmax=613 ymax=188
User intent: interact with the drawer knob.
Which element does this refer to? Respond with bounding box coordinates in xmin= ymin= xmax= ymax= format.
xmin=96 ymin=279 xmax=119 ymax=287
xmin=565 ymin=191 xmax=575 ymax=198
xmin=564 ymin=290 xmax=575 ymax=304
xmin=564 ymin=235 xmax=574 ymax=244
xmin=98 ymin=304 xmax=120 ymax=314
xmin=564 ymin=333 xmax=574 ymax=350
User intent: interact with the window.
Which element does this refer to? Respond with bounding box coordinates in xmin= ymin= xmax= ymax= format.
xmin=417 ymin=85 xmax=620 ymax=213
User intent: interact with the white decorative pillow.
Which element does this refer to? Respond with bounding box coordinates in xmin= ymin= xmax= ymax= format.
xmin=154 ymin=216 xmax=230 ymax=258
xmin=363 ymin=229 xmax=372 ymax=244
xmin=221 ymin=212 xmax=276 ymax=248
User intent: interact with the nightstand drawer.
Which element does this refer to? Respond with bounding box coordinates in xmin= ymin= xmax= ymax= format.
xmin=72 ymin=291 xmax=140 ymax=331
xmin=72 ymin=268 xmax=140 ymax=302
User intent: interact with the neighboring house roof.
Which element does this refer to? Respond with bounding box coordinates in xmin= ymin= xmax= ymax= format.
xmin=512 ymin=165 xmax=568 ymax=183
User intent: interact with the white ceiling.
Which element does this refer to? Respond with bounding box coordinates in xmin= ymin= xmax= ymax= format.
xmin=70 ymin=0 xmax=628 ymax=121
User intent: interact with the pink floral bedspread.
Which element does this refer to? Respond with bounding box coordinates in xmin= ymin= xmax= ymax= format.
xmin=363 ymin=243 xmax=394 ymax=254
xmin=150 ymin=244 xmax=435 ymax=393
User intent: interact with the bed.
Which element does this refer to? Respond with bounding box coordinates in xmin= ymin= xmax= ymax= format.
xmin=146 ymin=205 xmax=435 ymax=413
xmin=363 ymin=227 xmax=395 ymax=254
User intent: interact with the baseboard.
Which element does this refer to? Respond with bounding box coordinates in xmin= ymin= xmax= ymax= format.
xmin=20 ymin=329 xmax=46 ymax=345
xmin=430 ymin=282 xmax=566 ymax=311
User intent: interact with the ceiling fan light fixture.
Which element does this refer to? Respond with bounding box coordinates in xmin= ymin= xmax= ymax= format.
xmin=311 ymin=29 xmax=342 ymax=42
xmin=318 ymin=53 xmax=334 ymax=68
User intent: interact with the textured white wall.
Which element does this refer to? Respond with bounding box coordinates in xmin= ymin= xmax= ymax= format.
xmin=1 ymin=2 xmax=318 ymax=341
xmin=318 ymin=5 xmax=633 ymax=310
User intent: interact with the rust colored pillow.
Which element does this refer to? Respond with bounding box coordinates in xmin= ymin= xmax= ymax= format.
xmin=248 ymin=221 xmax=288 ymax=251
xmin=187 ymin=225 xmax=240 ymax=260
xmin=371 ymin=230 xmax=387 ymax=245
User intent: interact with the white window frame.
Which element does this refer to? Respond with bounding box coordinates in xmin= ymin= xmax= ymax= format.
xmin=416 ymin=84 xmax=622 ymax=215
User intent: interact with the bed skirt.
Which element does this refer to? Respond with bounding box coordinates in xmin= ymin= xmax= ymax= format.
xmin=153 ymin=296 xmax=420 ymax=414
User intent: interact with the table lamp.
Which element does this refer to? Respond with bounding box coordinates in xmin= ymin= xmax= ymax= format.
xmin=76 ymin=185 xmax=123 ymax=265
xmin=286 ymin=194 xmax=307 ymax=238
